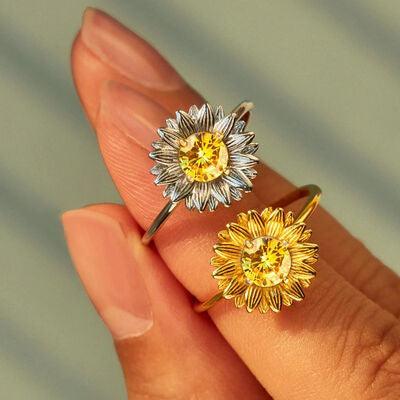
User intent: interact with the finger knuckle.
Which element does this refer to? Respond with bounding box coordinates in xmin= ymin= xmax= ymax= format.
xmin=363 ymin=323 xmax=400 ymax=399
xmin=342 ymin=314 xmax=400 ymax=400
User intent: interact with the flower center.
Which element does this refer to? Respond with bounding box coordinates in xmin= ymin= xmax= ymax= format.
xmin=241 ymin=237 xmax=291 ymax=287
xmin=178 ymin=132 xmax=229 ymax=182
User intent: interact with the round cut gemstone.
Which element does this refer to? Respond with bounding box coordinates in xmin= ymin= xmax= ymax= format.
xmin=241 ymin=237 xmax=291 ymax=287
xmin=178 ymin=132 xmax=228 ymax=182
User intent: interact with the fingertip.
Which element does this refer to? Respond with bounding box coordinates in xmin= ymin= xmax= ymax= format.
xmin=61 ymin=207 xmax=153 ymax=340
xmin=80 ymin=7 xmax=185 ymax=91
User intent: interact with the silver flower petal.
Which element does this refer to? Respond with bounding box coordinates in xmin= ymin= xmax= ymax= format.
xmin=166 ymin=118 xmax=179 ymax=130
xmin=214 ymin=114 xmax=235 ymax=138
xmin=231 ymin=120 xmax=246 ymax=135
xmin=207 ymin=196 xmax=218 ymax=212
xmin=242 ymin=167 xmax=258 ymax=179
xmin=241 ymin=143 xmax=259 ymax=155
xmin=229 ymin=153 xmax=259 ymax=169
xmin=150 ymin=164 xmax=166 ymax=175
xmin=188 ymin=105 xmax=199 ymax=119
xmin=226 ymin=132 xmax=255 ymax=151
xmin=171 ymin=177 xmax=195 ymax=202
xmin=157 ymin=128 xmax=182 ymax=148
xmin=154 ymin=164 xmax=183 ymax=185
xmin=215 ymin=105 xmax=224 ymax=121
xmin=222 ymin=169 xmax=252 ymax=191
xmin=185 ymin=195 xmax=194 ymax=209
xmin=192 ymin=182 xmax=211 ymax=211
xmin=176 ymin=110 xmax=196 ymax=136
xmin=197 ymin=103 xmax=214 ymax=131
xmin=149 ymin=148 xmax=178 ymax=165
xmin=230 ymin=186 xmax=243 ymax=201
xmin=151 ymin=140 xmax=172 ymax=150
xmin=163 ymin=184 xmax=174 ymax=198
xmin=211 ymin=180 xmax=231 ymax=206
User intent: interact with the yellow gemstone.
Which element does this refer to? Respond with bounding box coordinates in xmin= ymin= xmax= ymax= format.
xmin=178 ymin=132 xmax=228 ymax=182
xmin=241 ymin=237 xmax=291 ymax=287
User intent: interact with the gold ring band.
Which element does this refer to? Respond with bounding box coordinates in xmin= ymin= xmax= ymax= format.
xmin=194 ymin=184 xmax=321 ymax=313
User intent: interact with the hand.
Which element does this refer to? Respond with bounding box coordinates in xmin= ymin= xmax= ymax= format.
xmin=62 ymin=8 xmax=400 ymax=399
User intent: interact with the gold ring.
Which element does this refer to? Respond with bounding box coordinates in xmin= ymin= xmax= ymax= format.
xmin=194 ymin=184 xmax=321 ymax=313
xmin=142 ymin=101 xmax=258 ymax=244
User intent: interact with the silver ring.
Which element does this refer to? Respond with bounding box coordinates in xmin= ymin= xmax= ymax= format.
xmin=142 ymin=101 xmax=259 ymax=244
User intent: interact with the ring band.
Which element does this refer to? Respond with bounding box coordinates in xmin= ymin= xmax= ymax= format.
xmin=142 ymin=101 xmax=258 ymax=245
xmin=194 ymin=184 xmax=321 ymax=313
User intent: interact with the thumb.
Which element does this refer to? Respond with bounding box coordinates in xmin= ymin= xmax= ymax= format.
xmin=62 ymin=204 xmax=266 ymax=399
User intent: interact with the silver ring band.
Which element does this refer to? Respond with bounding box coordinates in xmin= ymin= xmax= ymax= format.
xmin=142 ymin=201 xmax=179 ymax=244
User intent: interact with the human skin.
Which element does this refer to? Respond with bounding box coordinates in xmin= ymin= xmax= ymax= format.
xmin=62 ymin=8 xmax=400 ymax=400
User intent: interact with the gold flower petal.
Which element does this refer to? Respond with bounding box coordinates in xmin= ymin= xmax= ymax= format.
xmin=290 ymin=262 xmax=316 ymax=280
xmin=210 ymin=255 xmax=227 ymax=267
xmin=217 ymin=278 xmax=230 ymax=291
xmin=280 ymin=222 xmax=306 ymax=244
xmin=286 ymin=281 xmax=305 ymax=301
xmin=258 ymin=295 xmax=270 ymax=314
xmin=214 ymin=243 xmax=242 ymax=259
xmin=268 ymin=287 xmax=283 ymax=312
xmin=245 ymin=285 xmax=263 ymax=312
xmin=223 ymin=278 xmax=248 ymax=298
xmin=299 ymin=229 xmax=312 ymax=242
xmin=212 ymin=260 xmax=237 ymax=279
xmin=290 ymin=243 xmax=319 ymax=263
xmin=247 ymin=210 xmax=265 ymax=237
xmin=301 ymin=279 xmax=312 ymax=288
xmin=234 ymin=294 xmax=246 ymax=308
xmin=266 ymin=208 xmax=284 ymax=237
xmin=282 ymin=292 xmax=293 ymax=307
xmin=217 ymin=230 xmax=230 ymax=242
xmin=261 ymin=207 xmax=273 ymax=222
xmin=284 ymin=211 xmax=294 ymax=227
xmin=236 ymin=212 xmax=248 ymax=226
xmin=227 ymin=223 xmax=252 ymax=245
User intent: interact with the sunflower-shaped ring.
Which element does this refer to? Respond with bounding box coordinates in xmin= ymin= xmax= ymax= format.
xmin=195 ymin=185 xmax=321 ymax=313
xmin=142 ymin=101 xmax=259 ymax=244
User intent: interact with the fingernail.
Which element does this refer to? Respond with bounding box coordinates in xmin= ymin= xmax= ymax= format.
xmin=98 ymin=81 xmax=168 ymax=150
xmin=62 ymin=208 xmax=153 ymax=339
xmin=81 ymin=8 xmax=185 ymax=91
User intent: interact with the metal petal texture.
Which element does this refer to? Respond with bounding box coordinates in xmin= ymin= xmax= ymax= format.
xmin=247 ymin=210 xmax=266 ymax=237
xmin=214 ymin=114 xmax=235 ymax=137
xmin=197 ymin=103 xmax=214 ymax=131
xmin=176 ymin=110 xmax=195 ymax=136
xmin=245 ymin=285 xmax=263 ymax=312
xmin=210 ymin=180 xmax=231 ymax=206
xmin=170 ymin=177 xmax=194 ymax=202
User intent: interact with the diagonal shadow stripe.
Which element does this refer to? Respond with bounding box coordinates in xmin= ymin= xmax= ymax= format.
xmin=0 ymin=17 xmax=107 ymax=259
xmin=114 ymin=0 xmax=400 ymax=227
xmin=308 ymin=0 xmax=400 ymax=79
xmin=0 ymin=16 xmax=82 ymax=125
xmin=0 ymin=314 xmax=109 ymax=400
xmin=0 ymin=167 xmax=73 ymax=265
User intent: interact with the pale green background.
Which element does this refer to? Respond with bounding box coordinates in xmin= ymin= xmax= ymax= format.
xmin=1 ymin=1 xmax=399 ymax=398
